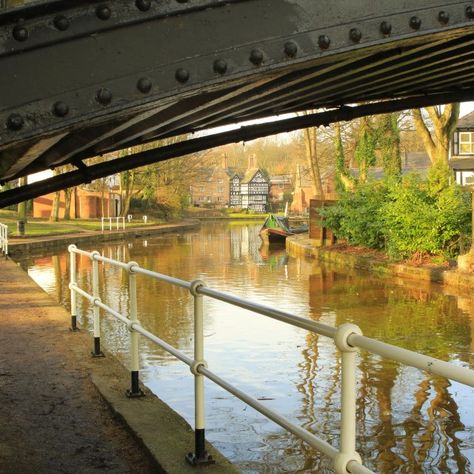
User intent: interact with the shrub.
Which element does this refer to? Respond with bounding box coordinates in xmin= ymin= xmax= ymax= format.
xmin=382 ymin=173 xmax=471 ymax=259
xmin=321 ymin=168 xmax=471 ymax=260
xmin=321 ymin=181 xmax=388 ymax=249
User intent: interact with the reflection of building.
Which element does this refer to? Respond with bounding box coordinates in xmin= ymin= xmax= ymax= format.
xmin=33 ymin=187 xmax=120 ymax=219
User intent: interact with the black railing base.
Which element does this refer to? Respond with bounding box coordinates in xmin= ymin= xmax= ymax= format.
xmin=185 ymin=451 xmax=215 ymax=467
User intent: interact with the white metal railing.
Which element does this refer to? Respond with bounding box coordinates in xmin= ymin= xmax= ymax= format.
xmin=67 ymin=245 xmax=474 ymax=473
xmin=0 ymin=223 xmax=8 ymax=257
xmin=101 ymin=216 xmax=125 ymax=232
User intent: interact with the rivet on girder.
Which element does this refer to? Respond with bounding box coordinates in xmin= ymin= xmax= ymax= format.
xmin=54 ymin=15 xmax=70 ymax=31
xmin=409 ymin=16 xmax=421 ymax=30
xmin=438 ymin=11 xmax=449 ymax=24
xmin=175 ymin=68 xmax=190 ymax=83
xmin=137 ymin=77 xmax=152 ymax=93
xmin=213 ymin=59 xmax=228 ymax=75
xmin=7 ymin=114 xmax=24 ymax=131
xmin=96 ymin=5 xmax=111 ymax=20
xmin=349 ymin=28 xmax=362 ymax=43
xmin=96 ymin=88 xmax=112 ymax=105
xmin=53 ymin=102 xmax=69 ymax=117
xmin=284 ymin=41 xmax=298 ymax=58
xmin=466 ymin=6 xmax=474 ymax=19
xmin=136 ymin=0 xmax=151 ymax=11
xmin=13 ymin=25 xmax=28 ymax=42
xmin=318 ymin=35 xmax=330 ymax=49
xmin=249 ymin=49 xmax=264 ymax=66
xmin=380 ymin=21 xmax=392 ymax=35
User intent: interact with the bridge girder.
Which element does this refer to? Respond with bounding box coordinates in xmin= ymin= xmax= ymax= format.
xmin=1 ymin=0 xmax=474 ymax=202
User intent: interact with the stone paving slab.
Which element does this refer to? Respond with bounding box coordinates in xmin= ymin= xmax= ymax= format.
xmin=0 ymin=257 xmax=240 ymax=474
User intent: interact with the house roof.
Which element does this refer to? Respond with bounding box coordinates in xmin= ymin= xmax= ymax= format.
xmin=269 ymin=175 xmax=292 ymax=185
xmin=457 ymin=110 xmax=474 ymax=129
xmin=241 ymin=168 xmax=262 ymax=184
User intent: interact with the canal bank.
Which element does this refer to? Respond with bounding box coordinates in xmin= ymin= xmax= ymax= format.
xmin=0 ymin=256 xmax=239 ymax=473
xmin=287 ymin=233 xmax=474 ymax=294
xmin=6 ymin=219 xmax=200 ymax=257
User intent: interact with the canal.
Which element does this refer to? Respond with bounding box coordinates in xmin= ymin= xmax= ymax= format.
xmin=17 ymin=222 xmax=474 ymax=473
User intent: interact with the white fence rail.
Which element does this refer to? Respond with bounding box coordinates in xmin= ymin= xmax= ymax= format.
xmin=0 ymin=223 xmax=8 ymax=257
xmin=68 ymin=245 xmax=474 ymax=473
xmin=100 ymin=216 xmax=125 ymax=232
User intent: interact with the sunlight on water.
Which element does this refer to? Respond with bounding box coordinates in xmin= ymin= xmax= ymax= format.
xmin=19 ymin=222 xmax=474 ymax=473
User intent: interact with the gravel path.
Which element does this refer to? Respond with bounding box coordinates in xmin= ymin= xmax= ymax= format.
xmin=0 ymin=257 xmax=158 ymax=474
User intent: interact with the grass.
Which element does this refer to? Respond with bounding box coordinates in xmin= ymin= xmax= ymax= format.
xmin=0 ymin=210 xmax=164 ymax=237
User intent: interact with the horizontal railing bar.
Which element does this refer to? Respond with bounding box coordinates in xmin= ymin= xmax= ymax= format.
xmin=348 ymin=460 xmax=376 ymax=474
xmin=134 ymin=324 xmax=194 ymax=367
xmin=94 ymin=254 xmax=130 ymax=270
xmin=70 ymin=284 xmax=94 ymax=303
xmin=198 ymin=365 xmax=341 ymax=461
xmin=133 ymin=266 xmax=191 ymax=290
xmin=95 ymin=300 xmax=130 ymax=326
xmin=71 ymin=283 xmax=193 ymax=366
xmin=199 ymin=286 xmax=337 ymax=339
xmin=349 ymin=334 xmax=474 ymax=387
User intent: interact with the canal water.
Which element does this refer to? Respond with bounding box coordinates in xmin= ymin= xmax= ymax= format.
xmin=17 ymin=222 xmax=474 ymax=473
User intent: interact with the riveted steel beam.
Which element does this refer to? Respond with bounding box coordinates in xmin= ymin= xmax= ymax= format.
xmin=1 ymin=0 xmax=474 ymax=183
xmin=2 ymin=90 xmax=474 ymax=207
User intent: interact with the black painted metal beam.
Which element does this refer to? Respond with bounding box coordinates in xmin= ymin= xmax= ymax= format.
xmin=2 ymin=91 xmax=474 ymax=207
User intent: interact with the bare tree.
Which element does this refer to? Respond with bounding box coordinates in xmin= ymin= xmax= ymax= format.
xmin=412 ymin=104 xmax=459 ymax=166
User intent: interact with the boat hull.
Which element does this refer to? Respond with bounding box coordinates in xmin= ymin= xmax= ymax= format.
xmin=259 ymin=228 xmax=289 ymax=244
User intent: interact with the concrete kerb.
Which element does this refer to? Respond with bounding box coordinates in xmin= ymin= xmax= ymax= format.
xmin=90 ymin=349 xmax=240 ymax=474
xmin=286 ymin=234 xmax=474 ymax=292
xmin=6 ymin=220 xmax=200 ymax=257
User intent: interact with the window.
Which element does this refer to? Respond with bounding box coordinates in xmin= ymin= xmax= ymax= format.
xmin=459 ymin=132 xmax=474 ymax=154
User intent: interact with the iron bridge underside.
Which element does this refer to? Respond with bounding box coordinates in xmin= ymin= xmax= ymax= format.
xmin=1 ymin=0 xmax=474 ymax=205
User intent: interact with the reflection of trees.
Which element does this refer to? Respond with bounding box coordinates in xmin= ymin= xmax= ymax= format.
xmin=298 ymin=266 xmax=472 ymax=473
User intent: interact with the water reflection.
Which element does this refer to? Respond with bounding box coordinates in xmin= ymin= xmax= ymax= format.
xmin=19 ymin=222 xmax=474 ymax=473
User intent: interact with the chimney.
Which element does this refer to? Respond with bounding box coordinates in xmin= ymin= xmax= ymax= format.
xmin=221 ymin=153 xmax=228 ymax=169
xmin=247 ymin=153 xmax=257 ymax=169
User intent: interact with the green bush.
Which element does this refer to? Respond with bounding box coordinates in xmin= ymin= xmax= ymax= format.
xmin=382 ymin=173 xmax=471 ymax=259
xmin=321 ymin=181 xmax=388 ymax=249
xmin=321 ymin=170 xmax=472 ymax=260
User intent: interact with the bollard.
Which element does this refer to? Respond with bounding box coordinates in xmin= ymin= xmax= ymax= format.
xmin=334 ymin=324 xmax=363 ymax=474
xmin=91 ymin=251 xmax=105 ymax=358
xmin=126 ymin=261 xmax=144 ymax=398
xmin=186 ymin=280 xmax=215 ymax=466
xmin=68 ymin=244 xmax=79 ymax=331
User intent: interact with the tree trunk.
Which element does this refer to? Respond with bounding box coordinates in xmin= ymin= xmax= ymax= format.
xmin=412 ymin=104 xmax=459 ymax=167
xmin=16 ymin=176 xmax=27 ymax=235
xmin=63 ymin=188 xmax=72 ymax=220
xmin=303 ymin=126 xmax=324 ymax=199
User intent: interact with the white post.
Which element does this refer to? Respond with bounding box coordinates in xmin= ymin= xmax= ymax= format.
xmin=109 ymin=217 xmax=112 ymax=231
xmin=334 ymin=324 xmax=363 ymax=474
xmin=68 ymin=244 xmax=78 ymax=331
xmin=101 ymin=217 xmax=105 ymax=232
xmin=186 ymin=280 xmax=214 ymax=466
xmin=126 ymin=261 xmax=144 ymax=397
xmin=91 ymin=251 xmax=104 ymax=357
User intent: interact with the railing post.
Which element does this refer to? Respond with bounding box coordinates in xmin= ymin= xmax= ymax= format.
xmin=90 ymin=251 xmax=105 ymax=358
xmin=186 ymin=280 xmax=215 ymax=466
xmin=334 ymin=324 xmax=363 ymax=474
xmin=126 ymin=261 xmax=144 ymax=398
xmin=68 ymin=244 xmax=79 ymax=331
